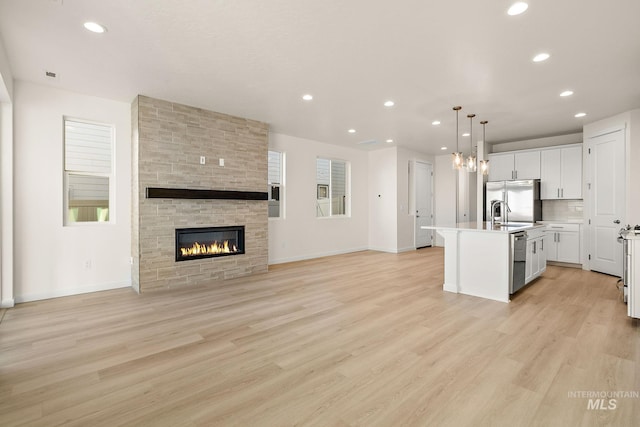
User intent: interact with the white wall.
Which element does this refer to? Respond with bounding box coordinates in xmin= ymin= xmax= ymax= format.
xmin=0 ymin=34 xmax=14 ymax=307
xmin=434 ymin=154 xmax=456 ymax=246
xmin=0 ymin=34 xmax=13 ymax=101
xmin=368 ymin=147 xmax=397 ymax=252
xmin=268 ymin=132 xmax=369 ymax=264
xmin=397 ymin=147 xmax=435 ymax=251
xmin=13 ymin=81 xmax=131 ymax=302
xmin=490 ymin=132 xmax=583 ymax=153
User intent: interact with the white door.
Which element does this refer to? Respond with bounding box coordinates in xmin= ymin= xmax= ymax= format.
xmin=588 ymin=129 xmax=625 ymax=276
xmin=414 ymin=161 xmax=433 ymax=248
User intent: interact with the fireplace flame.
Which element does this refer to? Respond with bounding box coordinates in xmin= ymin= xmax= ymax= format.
xmin=180 ymin=241 xmax=238 ymax=257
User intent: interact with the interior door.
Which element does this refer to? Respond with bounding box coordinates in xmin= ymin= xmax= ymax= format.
xmin=588 ymin=129 xmax=625 ymax=276
xmin=414 ymin=161 xmax=433 ymax=248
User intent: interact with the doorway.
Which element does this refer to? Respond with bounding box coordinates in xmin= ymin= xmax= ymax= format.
xmin=414 ymin=161 xmax=433 ymax=248
xmin=587 ymin=129 xmax=625 ymax=276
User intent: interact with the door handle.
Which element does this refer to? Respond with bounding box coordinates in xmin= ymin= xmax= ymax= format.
xmin=614 ymin=220 xmax=621 ymax=224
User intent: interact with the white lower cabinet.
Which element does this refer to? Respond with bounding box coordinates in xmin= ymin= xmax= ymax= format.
xmin=525 ymin=228 xmax=546 ymax=284
xmin=544 ymin=223 xmax=581 ymax=264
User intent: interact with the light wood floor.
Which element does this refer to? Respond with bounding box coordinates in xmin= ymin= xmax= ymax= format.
xmin=1 ymin=248 xmax=638 ymax=426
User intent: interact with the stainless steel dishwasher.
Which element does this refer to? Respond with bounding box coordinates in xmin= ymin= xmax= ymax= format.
xmin=510 ymin=231 xmax=527 ymax=294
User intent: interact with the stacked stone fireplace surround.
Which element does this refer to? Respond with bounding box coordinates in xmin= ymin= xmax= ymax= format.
xmin=131 ymin=95 xmax=269 ymax=292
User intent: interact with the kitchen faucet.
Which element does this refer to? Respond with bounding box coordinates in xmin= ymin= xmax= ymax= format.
xmin=490 ymin=200 xmax=511 ymax=227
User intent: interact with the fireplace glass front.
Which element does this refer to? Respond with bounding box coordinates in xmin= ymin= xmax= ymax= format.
xmin=175 ymin=226 xmax=245 ymax=262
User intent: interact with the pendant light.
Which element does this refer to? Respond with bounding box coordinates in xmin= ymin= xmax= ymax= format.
xmin=451 ymin=106 xmax=463 ymax=170
xmin=479 ymin=120 xmax=489 ymax=175
xmin=466 ymin=113 xmax=476 ymax=172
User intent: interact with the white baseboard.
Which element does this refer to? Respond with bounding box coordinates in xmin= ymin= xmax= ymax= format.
xmin=269 ymin=245 xmax=421 ymax=264
xmin=1 ymin=298 xmax=15 ymax=308
xmin=15 ymin=280 xmax=132 ymax=304
xmin=269 ymin=246 xmax=369 ymax=265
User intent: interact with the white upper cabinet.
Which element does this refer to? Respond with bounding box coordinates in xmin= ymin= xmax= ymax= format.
xmin=488 ymin=151 xmax=540 ymax=181
xmin=540 ymin=145 xmax=582 ymax=199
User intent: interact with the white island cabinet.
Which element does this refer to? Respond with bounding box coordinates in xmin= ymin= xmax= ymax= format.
xmin=422 ymin=222 xmax=546 ymax=303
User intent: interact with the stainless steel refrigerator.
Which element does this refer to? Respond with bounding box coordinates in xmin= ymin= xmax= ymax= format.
xmin=485 ymin=179 xmax=542 ymax=223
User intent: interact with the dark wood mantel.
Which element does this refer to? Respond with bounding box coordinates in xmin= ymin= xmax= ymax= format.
xmin=145 ymin=187 xmax=268 ymax=201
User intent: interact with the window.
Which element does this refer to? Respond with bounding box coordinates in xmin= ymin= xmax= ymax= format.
xmin=316 ymin=158 xmax=349 ymax=217
xmin=64 ymin=118 xmax=114 ymax=224
xmin=268 ymin=150 xmax=284 ymax=218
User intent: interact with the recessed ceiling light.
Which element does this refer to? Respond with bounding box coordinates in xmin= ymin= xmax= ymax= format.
xmin=533 ymin=53 xmax=550 ymax=62
xmin=348 ymin=129 xmax=356 ymax=134
xmin=507 ymin=2 xmax=529 ymax=16
xmin=432 ymin=120 xmax=441 ymax=126
xmin=384 ymin=100 xmax=395 ymax=107
xmin=560 ymin=90 xmax=574 ymax=97
xmin=302 ymin=94 xmax=313 ymax=101
xmin=386 ymin=139 xmax=394 ymax=143
xmin=574 ymin=112 xmax=587 ymax=118
xmin=441 ymin=146 xmax=448 ymax=150
xmin=462 ymin=133 xmax=470 ymax=137
xmin=83 ymin=22 xmax=107 ymax=33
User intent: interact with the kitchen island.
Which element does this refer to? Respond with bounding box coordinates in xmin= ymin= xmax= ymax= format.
xmin=422 ymin=222 xmax=546 ymax=303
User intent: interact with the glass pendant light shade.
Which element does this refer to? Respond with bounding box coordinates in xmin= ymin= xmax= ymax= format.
xmin=480 ymin=159 xmax=489 ymax=175
xmin=466 ymin=114 xmax=476 ymax=173
xmin=452 ymin=152 xmax=463 ymax=170
xmin=467 ymin=154 xmax=477 ymax=172
xmin=452 ymin=106 xmax=463 ymax=170
xmin=480 ymin=120 xmax=489 ymax=176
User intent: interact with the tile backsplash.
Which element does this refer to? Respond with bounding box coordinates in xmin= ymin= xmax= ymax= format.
xmin=542 ymin=199 xmax=584 ymax=221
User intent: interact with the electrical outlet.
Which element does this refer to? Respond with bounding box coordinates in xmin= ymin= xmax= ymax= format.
xmin=219 ymin=158 xmax=225 ymax=167
xmin=84 ymin=260 xmax=92 ymax=269
xmin=200 ymin=156 xmax=206 ymax=165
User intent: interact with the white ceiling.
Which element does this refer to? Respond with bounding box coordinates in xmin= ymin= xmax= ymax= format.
xmin=1 ymin=0 xmax=639 ymax=154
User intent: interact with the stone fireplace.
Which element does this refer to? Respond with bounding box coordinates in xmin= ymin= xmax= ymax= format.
xmin=131 ymin=95 xmax=269 ymax=292
xmin=175 ymin=225 xmax=245 ymax=262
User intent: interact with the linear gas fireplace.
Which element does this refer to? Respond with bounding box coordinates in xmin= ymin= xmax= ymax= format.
xmin=175 ymin=226 xmax=245 ymax=262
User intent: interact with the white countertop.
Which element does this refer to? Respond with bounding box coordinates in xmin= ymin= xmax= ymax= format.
xmin=422 ymin=221 xmax=545 ymax=234
xmin=537 ymin=220 xmax=584 ymax=224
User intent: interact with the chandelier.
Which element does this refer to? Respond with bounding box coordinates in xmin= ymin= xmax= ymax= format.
xmin=451 ymin=106 xmax=463 ymax=170
xmin=479 ymin=120 xmax=489 ymax=175
xmin=466 ymin=113 xmax=476 ymax=172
